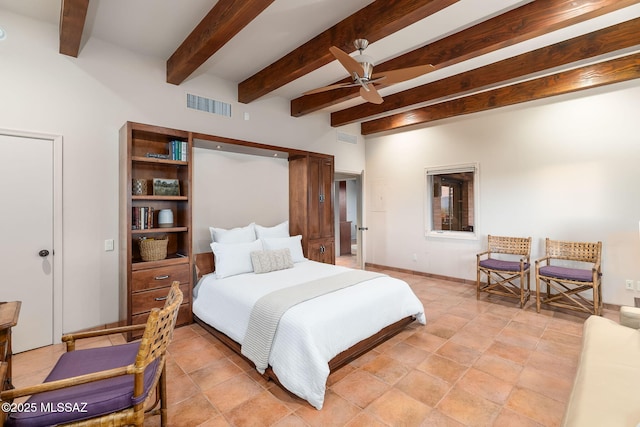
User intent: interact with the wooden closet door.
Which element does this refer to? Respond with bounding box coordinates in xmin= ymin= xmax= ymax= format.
xmin=307 ymin=156 xmax=334 ymax=240
xmin=318 ymin=157 xmax=334 ymax=238
xmin=307 ymin=156 xmax=322 ymax=239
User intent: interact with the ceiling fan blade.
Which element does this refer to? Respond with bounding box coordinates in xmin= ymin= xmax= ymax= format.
xmin=303 ymin=82 xmax=357 ymax=95
xmin=359 ymin=85 xmax=383 ymax=104
xmin=329 ymin=46 xmax=364 ymax=77
xmin=371 ymin=64 xmax=435 ymax=85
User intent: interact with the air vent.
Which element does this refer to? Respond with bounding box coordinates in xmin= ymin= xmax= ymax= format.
xmin=337 ymin=131 xmax=357 ymax=144
xmin=186 ymin=93 xmax=231 ymax=117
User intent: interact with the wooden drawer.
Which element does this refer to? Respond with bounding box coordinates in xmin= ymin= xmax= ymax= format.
xmin=131 ymin=303 xmax=192 ymax=339
xmin=132 ymin=264 xmax=190 ymax=292
xmin=131 ymin=283 xmax=190 ymax=315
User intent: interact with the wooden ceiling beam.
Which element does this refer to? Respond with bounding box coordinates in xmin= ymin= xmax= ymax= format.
xmin=332 ymin=17 xmax=640 ymax=126
xmin=237 ymin=0 xmax=459 ymax=104
xmin=360 ymin=53 xmax=640 ymax=135
xmin=167 ymin=0 xmax=276 ymax=85
xmin=292 ymin=0 xmax=640 ymax=117
xmin=59 ymin=0 xmax=89 ymax=57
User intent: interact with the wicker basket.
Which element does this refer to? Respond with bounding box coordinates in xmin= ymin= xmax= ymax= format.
xmin=139 ymin=236 xmax=168 ymax=261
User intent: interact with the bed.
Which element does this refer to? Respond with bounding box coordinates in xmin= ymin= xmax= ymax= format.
xmin=192 ymin=223 xmax=426 ymax=410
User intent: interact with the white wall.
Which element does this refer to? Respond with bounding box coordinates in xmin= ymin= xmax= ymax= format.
xmin=365 ymin=79 xmax=640 ymax=306
xmin=0 ymin=11 xmax=365 ymax=333
xmin=193 ymin=148 xmax=289 ymax=254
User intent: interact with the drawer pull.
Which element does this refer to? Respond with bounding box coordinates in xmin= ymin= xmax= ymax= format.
xmin=154 ymin=275 xmax=170 ymax=280
xmin=154 ymin=296 xmax=168 ymax=301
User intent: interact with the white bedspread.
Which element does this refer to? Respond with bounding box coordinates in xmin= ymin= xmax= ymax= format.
xmin=192 ymin=260 xmax=426 ymax=409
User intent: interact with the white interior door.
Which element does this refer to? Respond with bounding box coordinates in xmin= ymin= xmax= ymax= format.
xmin=0 ymin=133 xmax=55 ymax=352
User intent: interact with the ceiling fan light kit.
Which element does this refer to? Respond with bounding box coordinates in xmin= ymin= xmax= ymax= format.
xmin=304 ymin=39 xmax=434 ymax=105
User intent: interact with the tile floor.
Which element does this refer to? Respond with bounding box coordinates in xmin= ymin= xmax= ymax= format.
xmin=11 ymin=258 xmax=618 ymax=426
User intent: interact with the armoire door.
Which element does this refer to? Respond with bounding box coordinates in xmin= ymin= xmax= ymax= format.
xmin=308 ymin=156 xmax=334 ymax=240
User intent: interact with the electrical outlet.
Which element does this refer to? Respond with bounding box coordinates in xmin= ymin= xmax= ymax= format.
xmin=104 ymin=239 xmax=114 ymax=252
xmin=626 ymin=279 xmax=634 ymax=290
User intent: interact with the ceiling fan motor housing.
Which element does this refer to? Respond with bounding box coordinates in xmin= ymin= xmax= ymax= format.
xmin=353 ymin=39 xmax=373 ymax=80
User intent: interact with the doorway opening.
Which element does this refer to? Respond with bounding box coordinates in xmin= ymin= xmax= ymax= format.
xmin=334 ymin=171 xmax=363 ymax=269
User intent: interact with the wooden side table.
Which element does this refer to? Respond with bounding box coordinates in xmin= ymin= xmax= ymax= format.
xmin=0 ymin=301 xmax=21 ymax=391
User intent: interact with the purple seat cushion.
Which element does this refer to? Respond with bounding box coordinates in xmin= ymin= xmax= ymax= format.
xmin=479 ymin=258 xmax=529 ymax=272
xmin=6 ymin=341 xmax=159 ymax=427
xmin=539 ymin=265 xmax=593 ymax=282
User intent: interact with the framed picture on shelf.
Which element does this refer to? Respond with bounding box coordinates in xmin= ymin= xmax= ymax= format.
xmin=153 ymin=178 xmax=180 ymax=196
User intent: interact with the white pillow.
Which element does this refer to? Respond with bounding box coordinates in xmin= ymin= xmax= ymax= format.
xmin=255 ymin=220 xmax=290 ymax=239
xmin=262 ymin=235 xmax=306 ymax=263
xmin=211 ymin=239 xmax=263 ymax=279
xmin=209 ymin=223 xmax=256 ymax=243
xmin=250 ymin=249 xmax=294 ymax=274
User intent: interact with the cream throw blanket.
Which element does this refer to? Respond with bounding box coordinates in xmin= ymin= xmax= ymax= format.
xmin=241 ymin=270 xmax=384 ymax=372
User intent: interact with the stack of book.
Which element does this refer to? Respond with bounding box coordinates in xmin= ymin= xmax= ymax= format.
xmin=132 ymin=207 xmax=154 ymax=230
xmin=170 ymin=140 xmax=188 ymax=161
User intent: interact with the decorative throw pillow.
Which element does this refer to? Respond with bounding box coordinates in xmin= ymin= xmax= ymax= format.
xmin=211 ymin=239 xmax=263 ymax=279
xmin=262 ymin=235 xmax=306 ymax=263
xmin=209 ymin=223 xmax=256 ymax=243
xmin=255 ymin=220 xmax=290 ymax=239
xmin=250 ymin=249 xmax=294 ymax=274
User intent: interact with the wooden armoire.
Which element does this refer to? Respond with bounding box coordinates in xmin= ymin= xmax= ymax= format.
xmin=289 ymin=154 xmax=335 ymax=264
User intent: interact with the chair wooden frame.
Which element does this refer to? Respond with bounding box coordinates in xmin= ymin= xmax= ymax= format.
xmin=477 ymin=235 xmax=532 ymax=308
xmin=535 ymin=239 xmax=602 ymax=315
xmin=0 ymin=282 xmax=183 ymax=427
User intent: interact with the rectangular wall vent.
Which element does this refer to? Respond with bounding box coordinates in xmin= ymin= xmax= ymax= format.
xmin=337 ymin=131 xmax=357 ymax=144
xmin=187 ymin=93 xmax=232 ymax=117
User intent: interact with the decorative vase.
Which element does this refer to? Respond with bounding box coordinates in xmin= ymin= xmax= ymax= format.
xmin=132 ymin=179 xmax=147 ymax=195
xmin=158 ymin=209 xmax=174 ymax=228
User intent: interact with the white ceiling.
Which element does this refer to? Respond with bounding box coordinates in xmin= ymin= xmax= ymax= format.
xmin=1 ymin=0 xmax=639 ymax=112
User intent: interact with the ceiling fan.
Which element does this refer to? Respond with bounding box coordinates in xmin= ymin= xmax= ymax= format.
xmin=304 ymin=39 xmax=434 ymax=104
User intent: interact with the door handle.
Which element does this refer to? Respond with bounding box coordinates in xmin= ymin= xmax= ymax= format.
xmin=358 ymin=227 xmax=368 ymax=231
xmin=38 ymin=249 xmax=50 ymax=257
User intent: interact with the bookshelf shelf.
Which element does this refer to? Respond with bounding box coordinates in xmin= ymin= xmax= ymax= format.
xmin=131 ymin=195 xmax=188 ymax=201
xmin=131 ymin=156 xmax=188 ymax=166
xmin=131 ymin=227 xmax=188 ymax=234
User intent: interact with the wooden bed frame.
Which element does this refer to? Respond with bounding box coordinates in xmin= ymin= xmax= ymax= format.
xmin=193 ymin=252 xmax=417 ymax=390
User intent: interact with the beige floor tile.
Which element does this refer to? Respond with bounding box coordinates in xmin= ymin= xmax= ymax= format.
xmin=203 ymin=373 xmax=264 ymax=413
xmin=225 ymin=391 xmax=292 ymax=426
xmin=361 ymin=353 xmax=410 ymax=385
xmin=294 ymin=390 xmax=360 ymax=427
xmin=436 ymin=385 xmax=501 ymax=427
xmin=505 ymin=387 xmax=566 ymax=426
xmin=331 ymin=369 xmax=390 ymax=408
xmin=435 ymin=341 xmax=482 ymax=366
xmin=456 ymin=367 xmax=514 ymax=405
xmin=395 ymin=369 xmax=451 ymax=407
xmin=190 ymin=357 xmax=244 ymax=391
xmin=383 ymin=341 xmax=429 ymax=367
xmin=472 ymin=354 xmax=523 ymax=383
xmin=367 ymin=388 xmax=431 ymax=427
xmin=417 ymin=353 xmax=468 ymax=384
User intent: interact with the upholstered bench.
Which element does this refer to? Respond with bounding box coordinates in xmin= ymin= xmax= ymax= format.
xmin=562 ymin=306 xmax=640 ymax=426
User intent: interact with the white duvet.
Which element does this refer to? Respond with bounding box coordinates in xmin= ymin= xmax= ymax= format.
xmin=192 ymin=260 xmax=426 ymax=409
